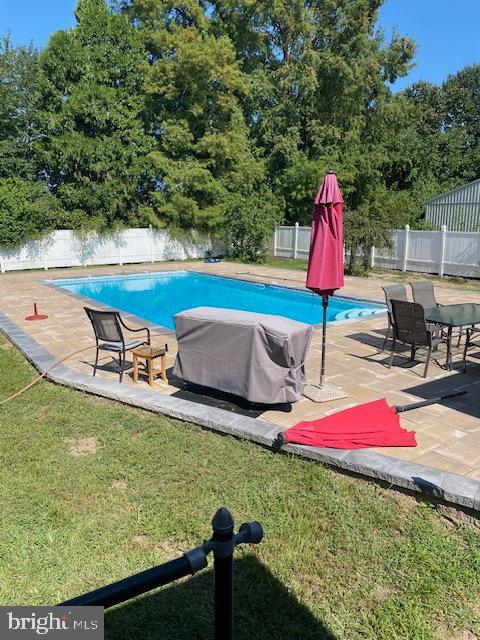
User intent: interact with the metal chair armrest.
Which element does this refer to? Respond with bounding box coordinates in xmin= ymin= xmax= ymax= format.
xmin=426 ymin=321 xmax=445 ymax=340
xmin=431 ymin=335 xmax=447 ymax=348
xmin=119 ymin=318 xmax=151 ymax=345
xmin=428 ymin=322 xmax=450 ymax=346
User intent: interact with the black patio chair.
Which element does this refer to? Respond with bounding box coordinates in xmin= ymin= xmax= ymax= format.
xmin=411 ymin=280 xmax=468 ymax=346
xmin=84 ymin=307 xmax=151 ymax=383
xmin=388 ymin=300 xmax=449 ymax=378
xmin=381 ymin=284 xmax=408 ymax=351
xmin=411 ymin=279 xmax=456 ymax=341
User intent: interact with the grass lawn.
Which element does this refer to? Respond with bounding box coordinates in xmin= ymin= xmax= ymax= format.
xmin=254 ymin=256 xmax=309 ymax=271
xmin=369 ymin=268 xmax=480 ymax=293
xmin=256 ymin=256 xmax=480 ymax=292
xmin=0 ymin=333 xmax=480 ymax=639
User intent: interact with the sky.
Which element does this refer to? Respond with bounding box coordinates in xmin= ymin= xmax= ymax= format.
xmin=1 ymin=0 xmax=479 ymax=91
xmin=379 ymin=0 xmax=480 ymax=89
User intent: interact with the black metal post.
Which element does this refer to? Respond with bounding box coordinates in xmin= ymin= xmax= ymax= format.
xmin=212 ymin=507 xmax=235 ymax=640
xmin=58 ymin=508 xmax=263 ymax=640
xmin=59 ymin=551 xmax=207 ymax=608
xmin=320 ymin=294 xmax=329 ymax=386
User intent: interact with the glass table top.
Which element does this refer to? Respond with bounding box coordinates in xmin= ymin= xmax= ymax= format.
xmin=425 ymin=303 xmax=480 ymax=327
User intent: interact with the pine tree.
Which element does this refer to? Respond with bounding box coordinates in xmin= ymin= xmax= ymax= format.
xmin=210 ymin=0 xmax=417 ymax=247
xmin=36 ymin=0 xmax=153 ymax=230
xmin=0 ymin=37 xmax=65 ymax=247
xmin=124 ymin=0 xmax=279 ymax=257
xmin=0 ymin=36 xmax=39 ymax=180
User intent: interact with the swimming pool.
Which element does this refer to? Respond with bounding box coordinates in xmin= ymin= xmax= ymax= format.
xmin=51 ymin=271 xmax=385 ymax=329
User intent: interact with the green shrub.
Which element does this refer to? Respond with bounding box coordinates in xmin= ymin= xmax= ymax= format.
xmin=0 ymin=178 xmax=64 ymax=248
xmin=226 ymin=189 xmax=280 ymax=262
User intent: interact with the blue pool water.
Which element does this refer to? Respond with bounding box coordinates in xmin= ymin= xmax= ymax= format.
xmin=51 ymin=271 xmax=385 ymax=329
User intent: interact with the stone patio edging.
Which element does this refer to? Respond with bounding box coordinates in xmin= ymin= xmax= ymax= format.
xmin=1 ymin=310 xmax=480 ymax=513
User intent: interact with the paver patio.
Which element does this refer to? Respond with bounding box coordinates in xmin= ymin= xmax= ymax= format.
xmin=2 ymin=260 xmax=480 ymax=482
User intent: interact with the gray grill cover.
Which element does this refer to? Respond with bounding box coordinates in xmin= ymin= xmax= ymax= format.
xmin=173 ymin=307 xmax=314 ymax=404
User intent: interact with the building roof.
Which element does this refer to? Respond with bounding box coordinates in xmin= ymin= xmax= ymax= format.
xmin=425 ymin=177 xmax=480 ymax=205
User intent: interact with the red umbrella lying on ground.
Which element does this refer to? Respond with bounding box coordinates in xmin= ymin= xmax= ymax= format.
xmin=272 ymin=391 xmax=466 ymax=450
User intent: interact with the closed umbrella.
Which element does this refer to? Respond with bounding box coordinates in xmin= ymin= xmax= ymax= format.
xmin=303 ymin=171 xmax=346 ymax=402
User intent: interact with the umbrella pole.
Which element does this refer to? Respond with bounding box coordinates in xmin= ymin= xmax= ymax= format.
xmin=320 ymin=295 xmax=328 ymax=386
xmin=394 ymin=390 xmax=467 ymax=413
xmin=302 ymin=293 xmax=346 ymax=403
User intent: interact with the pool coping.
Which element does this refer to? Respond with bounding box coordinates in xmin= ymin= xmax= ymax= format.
xmin=1 ymin=310 xmax=480 ymax=513
xmin=43 ymin=269 xmax=387 ymax=331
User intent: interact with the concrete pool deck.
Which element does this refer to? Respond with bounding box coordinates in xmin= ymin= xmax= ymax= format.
xmin=2 ymin=261 xmax=480 ymax=510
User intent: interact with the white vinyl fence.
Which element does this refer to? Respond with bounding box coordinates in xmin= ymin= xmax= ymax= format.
xmin=273 ymin=223 xmax=312 ymax=260
xmin=272 ymin=224 xmax=480 ymax=279
xmin=0 ymin=228 xmax=221 ymax=273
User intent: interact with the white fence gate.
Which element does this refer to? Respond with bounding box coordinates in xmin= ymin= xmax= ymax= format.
xmin=0 ymin=228 xmax=219 ymax=273
xmin=272 ymin=224 xmax=480 ymax=279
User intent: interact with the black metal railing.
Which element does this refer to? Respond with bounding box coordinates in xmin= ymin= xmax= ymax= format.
xmin=59 ymin=507 xmax=263 ymax=640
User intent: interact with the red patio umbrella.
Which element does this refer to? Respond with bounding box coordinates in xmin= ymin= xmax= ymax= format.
xmin=272 ymin=391 xmax=466 ymax=450
xmin=303 ymin=171 xmax=346 ymax=402
xmin=282 ymin=399 xmax=416 ymax=449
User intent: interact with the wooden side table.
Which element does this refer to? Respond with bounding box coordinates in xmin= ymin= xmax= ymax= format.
xmin=131 ymin=344 xmax=168 ymax=386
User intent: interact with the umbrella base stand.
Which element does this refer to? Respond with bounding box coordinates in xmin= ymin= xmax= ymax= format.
xmin=302 ymin=383 xmax=347 ymax=403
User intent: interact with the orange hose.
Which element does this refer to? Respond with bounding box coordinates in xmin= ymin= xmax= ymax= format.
xmin=0 ymin=333 xmax=169 ymax=406
xmin=0 ymin=345 xmax=96 ymax=407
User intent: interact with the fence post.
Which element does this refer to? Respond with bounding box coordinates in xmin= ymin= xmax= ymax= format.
xmin=370 ymin=245 xmax=375 ymax=269
xmin=0 ymin=258 xmax=4 ymax=273
xmin=402 ymin=224 xmax=410 ymax=272
xmin=42 ymin=240 xmax=48 ymax=270
xmin=117 ymin=233 xmax=123 ymax=266
xmin=273 ymin=226 xmax=277 ymax=257
xmin=293 ymin=222 xmax=299 ymax=259
xmin=438 ymin=224 xmax=447 ymax=277
xmin=149 ymin=225 xmax=155 ymax=263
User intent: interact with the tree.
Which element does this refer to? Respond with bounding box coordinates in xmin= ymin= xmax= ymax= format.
xmin=210 ymin=0 xmax=415 ymax=222
xmin=0 ymin=36 xmax=39 ymax=180
xmin=395 ymin=68 xmax=480 ymax=239
xmin=123 ymin=1 xmax=420 ymax=261
xmin=0 ymin=37 xmax=66 ymax=246
xmin=119 ymin=0 xmax=280 ymax=257
xmin=35 ymin=0 xmax=154 ymax=231
xmin=0 ymin=177 xmax=64 ymax=248
xmin=442 ymin=65 xmax=480 ymax=183
xmin=4 ymin=0 xmax=479 ymax=264
xmin=204 ymin=0 xmax=423 ymax=271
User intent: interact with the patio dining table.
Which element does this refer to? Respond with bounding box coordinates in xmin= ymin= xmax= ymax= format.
xmin=425 ymin=303 xmax=480 ymax=371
